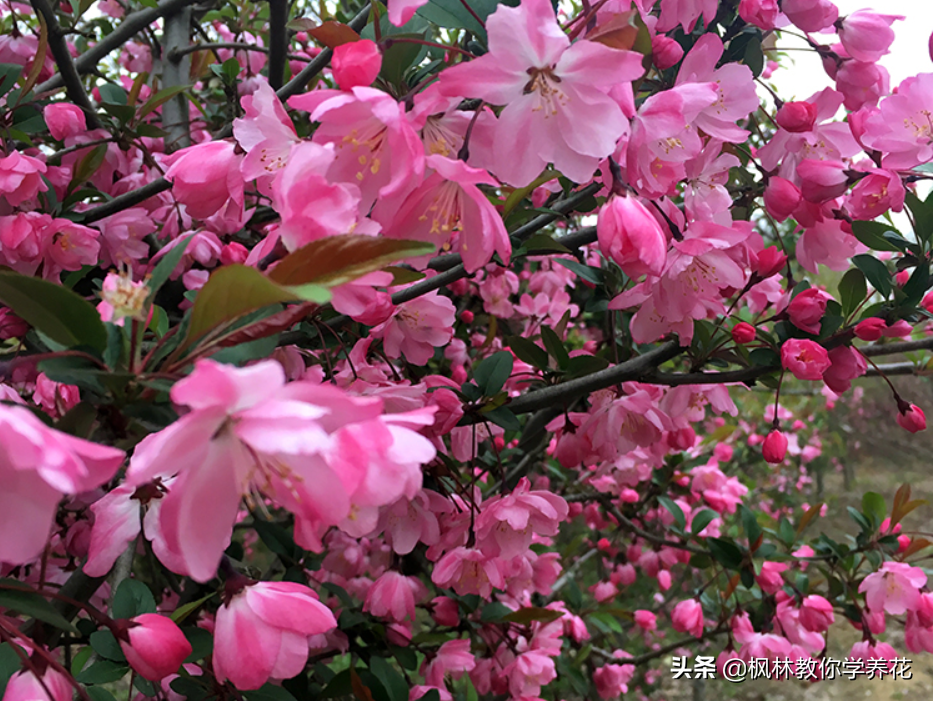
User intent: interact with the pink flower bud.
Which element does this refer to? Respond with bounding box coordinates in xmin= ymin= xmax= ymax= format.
xmin=854 ymin=318 xmax=885 ymax=341
xmin=838 ymin=10 xmax=902 ymax=63
xmin=783 ymin=0 xmax=839 ymax=33
xmin=762 ymin=429 xmax=788 ymax=464
xmin=667 ymin=426 xmax=696 ymax=451
xmin=219 ymin=242 xmax=249 ymax=265
xmin=3 ymin=668 xmax=72 ymax=701
xmin=796 ymin=159 xmax=849 ymax=203
xmin=897 ymin=404 xmax=926 ymax=433
xmin=671 ymin=600 xmax=704 ymax=638
xmin=431 ymin=596 xmax=460 ymax=627
xmin=763 ymin=177 xmax=802 ymax=221
xmin=597 ymin=195 xmax=667 ymax=278
xmin=332 ymin=39 xmax=382 ymax=90
xmin=460 ymin=310 xmax=474 ymax=323
xmin=781 ymin=338 xmax=831 ymax=381
xmin=119 ymin=614 xmax=193 ymax=681
xmin=738 ymin=0 xmax=780 ymax=29
xmin=731 ymin=321 xmax=756 ymax=344
xmin=0 ymin=307 xmax=28 ymax=339
xmin=787 ymin=288 xmax=828 ymax=335
xmin=799 ymin=595 xmax=835 ymax=632
xmin=755 ymin=246 xmax=788 ymax=278
xmin=634 ymin=610 xmax=657 ymax=631
xmin=44 ymin=103 xmax=87 ymax=141
xmin=651 ymin=35 xmax=683 ymax=70
xmin=776 ymin=101 xmax=818 ymax=133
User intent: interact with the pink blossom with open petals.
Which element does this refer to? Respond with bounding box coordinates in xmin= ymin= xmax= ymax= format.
xmin=233 ymin=81 xmax=299 ymax=196
xmin=213 ymin=581 xmax=337 ymax=690
xmin=656 ymin=0 xmax=718 ymax=33
xmin=0 ymin=152 xmax=48 ymax=207
xmin=0 ymin=403 xmax=124 ymax=565
xmin=860 ymin=73 xmax=933 ymax=169
xmin=375 ymin=154 xmax=510 ymax=272
xmin=781 ymin=339 xmax=831 ymax=381
xmin=432 ymin=547 xmax=505 ymax=597
xmin=438 ymin=0 xmax=645 ymax=186
xmin=364 ymin=571 xmax=425 ymax=622
xmin=2 ymin=667 xmax=72 ymax=701
xmin=859 ymin=561 xmax=927 ymax=615
xmin=371 ymin=291 xmax=456 ymax=366
xmin=475 ymin=477 xmax=569 ymax=559
xmin=164 ymin=141 xmax=244 ymax=220
xmin=847 ymin=168 xmax=905 ymax=220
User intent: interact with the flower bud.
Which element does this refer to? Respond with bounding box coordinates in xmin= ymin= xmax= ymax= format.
xmin=597 ymin=195 xmax=667 ymax=279
xmin=763 ymin=177 xmax=802 ymax=221
xmin=755 ymin=246 xmax=788 ymax=278
xmin=651 ymin=35 xmax=684 ymax=70
xmin=119 ymin=614 xmax=193 ymax=681
xmin=776 ymin=101 xmax=818 ymax=133
xmin=731 ymin=321 xmax=756 ymax=344
xmin=762 ymin=429 xmax=788 ymax=464
xmin=787 ymin=288 xmax=828 ymax=335
xmin=44 ymin=103 xmax=87 ymax=141
xmin=897 ymin=404 xmax=927 ymax=433
xmin=332 ymin=40 xmax=382 ymax=90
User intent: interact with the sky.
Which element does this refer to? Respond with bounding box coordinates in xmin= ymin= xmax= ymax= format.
xmin=770 ymin=0 xmax=933 ymax=99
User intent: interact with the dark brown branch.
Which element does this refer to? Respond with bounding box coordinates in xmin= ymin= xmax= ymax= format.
xmin=36 ymin=0 xmax=199 ymax=94
xmin=30 ymin=0 xmax=102 ymax=129
xmin=78 ymin=179 xmax=174 ymax=224
xmin=267 ymin=0 xmax=288 ymax=91
xmin=861 ymin=336 xmax=933 ymax=357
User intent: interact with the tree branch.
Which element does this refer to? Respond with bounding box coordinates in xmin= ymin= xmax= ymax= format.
xmin=78 ymin=179 xmax=174 ymax=224
xmin=30 ymin=0 xmax=102 ymax=129
xmin=35 ymin=0 xmax=199 ymax=95
xmin=267 ymin=0 xmax=288 ymax=91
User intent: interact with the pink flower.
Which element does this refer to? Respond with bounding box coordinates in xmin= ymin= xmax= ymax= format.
xmin=834 ymin=60 xmax=889 ymax=111
xmin=859 ymin=561 xmax=927 ymax=615
xmin=738 ymin=0 xmax=780 ymax=30
xmin=2 ymin=667 xmax=72 ymax=701
xmin=270 ymin=141 xmax=362 ymax=251
xmin=847 ymin=169 xmax=905 ymax=220
xmin=755 ymin=246 xmax=788 ymax=278
xmin=656 ymin=0 xmax=718 ymax=33
xmin=364 ymin=572 xmax=424 ymax=622
xmin=897 ymin=404 xmax=927 ymax=433
xmin=651 ymin=35 xmax=684 ymax=70
xmin=0 ymin=152 xmax=48 ymax=207
xmin=798 ymin=595 xmax=834 ymax=632
xmin=593 ymin=659 xmax=634 ymax=698
xmin=438 ymin=0 xmax=644 ymax=186
xmin=763 ymin=177 xmax=802 ymax=222
xmin=776 ymin=101 xmax=817 ymax=133
xmin=838 ymin=10 xmax=903 ymax=63
xmin=0 ymin=308 xmax=28 ymax=339
xmin=375 ymin=154 xmax=510 ymax=273
xmin=796 ymin=159 xmax=849 ymax=203
xmin=44 ymin=103 xmax=87 ymax=140
xmin=731 ymin=322 xmax=756 ymax=344
xmin=781 ymin=339 xmax=831 ymax=381
xmin=787 ymin=288 xmax=828 ymax=335
xmin=762 ymin=430 xmax=788 ymax=464
xmin=860 ymin=73 xmax=933 ymax=169
xmin=213 ymin=581 xmax=337 ymax=690
xmin=671 ymin=600 xmax=704 ymax=638
xmin=119 ymin=613 xmax=193 ymax=681
xmin=332 ymin=40 xmax=382 ymax=89
xmin=634 ymin=610 xmax=657 ymax=631
xmin=855 ymin=317 xmax=885 ymax=341
xmin=757 ymin=561 xmax=788 ymax=594
xmin=43 ymin=219 xmax=101 ymax=277
xmin=97 ymin=271 xmax=149 ymax=326
xmin=289 ymin=86 xmax=424 ymax=209
xmin=0 ymin=403 xmax=124 ymax=564
xmin=475 ymin=477 xmax=568 ymax=558
xmin=233 ymin=81 xmax=299 ymax=196
xmin=424 ymin=639 xmax=475 ymax=687
xmin=388 ymin=0 xmax=429 ymax=26
xmin=164 ymin=141 xmax=244 ymax=220
xmin=371 ymin=291 xmax=456 ymax=365
xmin=597 ymin=195 xmax=667 ymax=279
xmin=782 ymin=0 xmax=838 ymax=32
xmin=432 ymin=547 xmax=505 ymax=597
xmin=126 ymin=360 xmax=436 ymax=581
xmin=822 ymin=345 xmax=867 ymax=394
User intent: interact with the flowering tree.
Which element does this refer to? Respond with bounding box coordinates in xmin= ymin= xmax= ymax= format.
xmin=0 ymin=0 xmax=932 ymax=698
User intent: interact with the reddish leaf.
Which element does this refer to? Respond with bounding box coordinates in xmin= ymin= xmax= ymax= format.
xmin=308 ymin=21 xmax=361 ymax=49
xmin=796 ymin=502 xmax=823 ymax=536
xmin=211 ymin=302 xmax=316 ymax=349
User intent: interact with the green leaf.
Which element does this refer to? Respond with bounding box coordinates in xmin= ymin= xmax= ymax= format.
xmin=707 ymin=537 xmax=744 ymax=570
xmin=479 ymin=602 xmax=513 ymax=621
xmin=112 ymin=579 xmax=157 ymax=620
xmin=0 ymin=643 xmax=21 ymax=698
xmin=170 ymin=593 xmax=215 ymax=624
xmin=416 ymin=0 xmax=507 ymax=40
xmin=253 ymin=518 xmax=299 ymax=559
xmin=851 ymin=221 xmax=906 ymax=252
xmin=564 ymin=354 xmax=610 ymax=379
xmin=861 ymin=491 xmax=886 ymax=529
xmin=905 ymin=191 xmax=933 ymax=244
xmin=848 ymin=506 xmax=873 ymax=534
xmin=380 ymin=32 xmax=428 ymax=87
xmin=553 ymin=257 xmax=604 ymax=285
xmin=0 ymin=579 xmax=79 ymax=632
xmin=75 ymin=659 xmax=129 ymax=684
xmin=0 ymin=272 xmax=107 ymax=350
xmin=183 ymin=264 xmax=301 ymax=348
xmin=183 ymin=627 xmax=214 ymax=663
xmin=368 ymin=658 xmax=407 ymax=701
xmin=690 ymin=509 xmax=718 ymax=536
xmin=243 ymin=684 xmax=299 ymax=701
xmin=97 ymin=82 xmax=127 ymax=105
xmin=853 ymin=254 xmax=891 ymax=298
xmin=838 ymin=268 xmax=867 ymax=318
xmin=86 ymin=687 xmax=119 ymax=701
xmin=481 ymin=405 xmax=521 ymax=431
xmin=89 ymin=630 xmax=127 ymax=662
xmin=268 ymin=235 xmax=435 ymax=289
xmin=474 ymin=351 xmax=513 ymax=396
xmin=739 ymin=504 xmax=763 ymax=547
xmin=507 ymin=335 xmax=549 ymax=370
xmin=0 ymin=64 xmax=22 ymax=99
xmin=540 ymin=326 xmax=570 ymax=370
xmin=137 ymin=84 xmax=191 ymax=120
xmin=657 ymin=496 xmax=685 ymax=531
xmin=147 ymin=237 xmax=192 ymax=304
